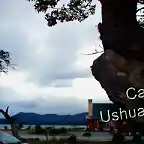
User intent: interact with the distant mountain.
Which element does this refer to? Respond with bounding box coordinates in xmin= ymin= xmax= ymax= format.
xmin=0 ymin=112 xmax=88 ymax=125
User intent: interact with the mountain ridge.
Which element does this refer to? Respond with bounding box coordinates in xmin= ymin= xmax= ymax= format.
xmin=0 ymin=112 xmax=88 ymax=125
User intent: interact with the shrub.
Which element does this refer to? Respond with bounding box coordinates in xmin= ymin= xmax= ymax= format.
xmin=83 ymin=132 xmax=91 ymax=137
xmin=18 ymin=124 xmax=23 ymax=129
xmin=20 ymin=138 xmax=27 ymax=143
xmin=112 ymin=134 xmax=124 ymax=143
xmin=51 ymin=136 xmax=57 ymax=141
xmin=26 ymin=126 xmax=31 ymax=130
xmin=4 ymin=126 xmax=8 ymax=130
xmin=132 ymin=133 xmax=142 ymax=143
xmin=34 ymin=125 xmax=45 ymax=134
xmin=49 ymin=127 xmax=67 ymax=135
xmin=59 ymin=127 xmax=67 ymax=133
xmin=68 ymin=134 xmax=77 ymax=141
xmin=98 ymin=127 xmax=103 ymax=131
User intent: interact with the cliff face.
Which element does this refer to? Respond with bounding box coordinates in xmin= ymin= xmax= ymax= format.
xmin=91 ymin=0 xmax=144 ymax=123
xmin=91 ymin=50 xmax=144 ymax=110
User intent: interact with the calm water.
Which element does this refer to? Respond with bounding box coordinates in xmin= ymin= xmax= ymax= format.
xmin=0 ymin=124 xmax=86 ymax=129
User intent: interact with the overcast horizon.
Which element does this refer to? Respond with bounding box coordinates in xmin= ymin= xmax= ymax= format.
xmin=0 ymin=0 xmax=111 ymax=118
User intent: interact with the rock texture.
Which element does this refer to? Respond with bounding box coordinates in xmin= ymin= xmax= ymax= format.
xmin=91 ymin=49 xmax=144 ymax=122
xmin=91 ymin=0 xmax=144 ymax=124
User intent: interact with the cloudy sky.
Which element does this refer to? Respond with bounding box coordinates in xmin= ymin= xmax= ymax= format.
xmin=0 ymin=0 xmax=110 ymax=117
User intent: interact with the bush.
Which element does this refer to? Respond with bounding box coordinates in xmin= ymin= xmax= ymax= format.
xmin=49 ymin=127 xmax=67 ymax=135
xmin=59 ymin=127 xmax=67 ymax=133
xmin=83 ymin=132 xmax=91 ymax=137
xmin=35 ymin=138 xmax=40 ymax=141
xmin=34 ymin=125 xmax=45 ymax=134
xmin=112 ymin=134 xmax=124 ymax=143
xmin=26 ymin=126 xmax=31 ymax=130
xmin=4 ymin=126 xmax=8 ymax=130
xmin=18 ymin=124 xmax=23 ymax=129
xmin=132 ymin=133 xmax=142 ymax=143
xmin=51 ymin=136 xmax=57 ymax=141
xmin=98 ymin=127 xmax=103 ymax=131
xmin=68 ymin=134 xmax=77 ymax=141
xmin=20 ymin=138 xmax=27 ymax=143
xmin=27 ymin=138 xmax=40 ymax=141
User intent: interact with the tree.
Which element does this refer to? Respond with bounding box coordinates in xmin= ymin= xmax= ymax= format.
xmin=0 ymin=48 xmax=16 ymax=137
xmin=44 ymin=129 xmax=48 ymax=140
xmin=0 ymin=50 xmax=13 ymax=73
xmin=0 ymin=107 xmax=20 ymax=139
xmin=112 ymin=132 xmax=124 ymax=143
xmin=48 ymin=127 xmax=68 ymax=135
xmin=68 ymin=134 xmax=77 ymax=142
xmin=132 ymin=132 xmax=142 ymax=143
xmin=18 ymin=124 xmax=23 ymax=130
xmin=28 ymin=0 xmax=144 ymax=140
xmin=98 ymin=121 xmax=103 ymax=132
xmin=26 ymin=125 xmax=31 ymax=130
xmin=34 ymin=125 xmax=45 ymax=133
xmin=28 ymin=0 xmax=144 ymax=101
xmin=4 ymin=126 xmax=8 ymax=130
xmin=27 ymin=0 xmax=144 ymax=27
xmin=91 ymin=0 xmax=144 ymax=126
xmin=27 ymin=0 xmax=96 ymax=27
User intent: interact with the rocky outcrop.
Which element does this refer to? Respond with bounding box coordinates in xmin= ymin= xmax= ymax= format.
xmin=91 ymin=49 xmax=144 ymax=122
xmin=91 ymin=0 xmax=144 ymax=123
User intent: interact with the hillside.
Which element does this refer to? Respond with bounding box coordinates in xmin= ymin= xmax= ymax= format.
xmin=0 ymin=112 xmax=88 ymax=125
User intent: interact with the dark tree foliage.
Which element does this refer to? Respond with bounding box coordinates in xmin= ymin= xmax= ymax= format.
xmin=28 ymin=0 xmax=144 ymax=27
xmin=137 ymin=0 xmax=144 ymax=27
xmin=0 ymin=50 xmax=12 ymax=73
xmin=27 ymin=0 xmax=96 ymax=26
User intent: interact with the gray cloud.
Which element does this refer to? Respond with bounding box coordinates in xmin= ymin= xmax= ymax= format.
xmin=0 ymin=0 xmax=100 ymax=87
xmin=0 ymin=86 xmax=87 ymax=116
xmin=0 ymin=86 xmax=19 ymax=103
xmin=7 ymin=96 xmax=87 ymax=115
xmin=50 ymin=79 xmax=72 ymax=87
xmin=0 ymin=0 xmax=104 ymax=115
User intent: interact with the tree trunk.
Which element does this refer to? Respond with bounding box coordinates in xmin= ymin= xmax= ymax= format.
xmin=45 ymin=130 xmax=48 ymax=140
xmin=91 ymin=0 xmax=144 ymax=123
xmin=88 ymin=136 xmax=91 ymax=144
xmin=11 ymin=123 xmax=20 ymax=140
xmin=101 ymin=0 xmax=144 ymax=60
xmin=0 ymin=107 xmax=20 ymax=140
